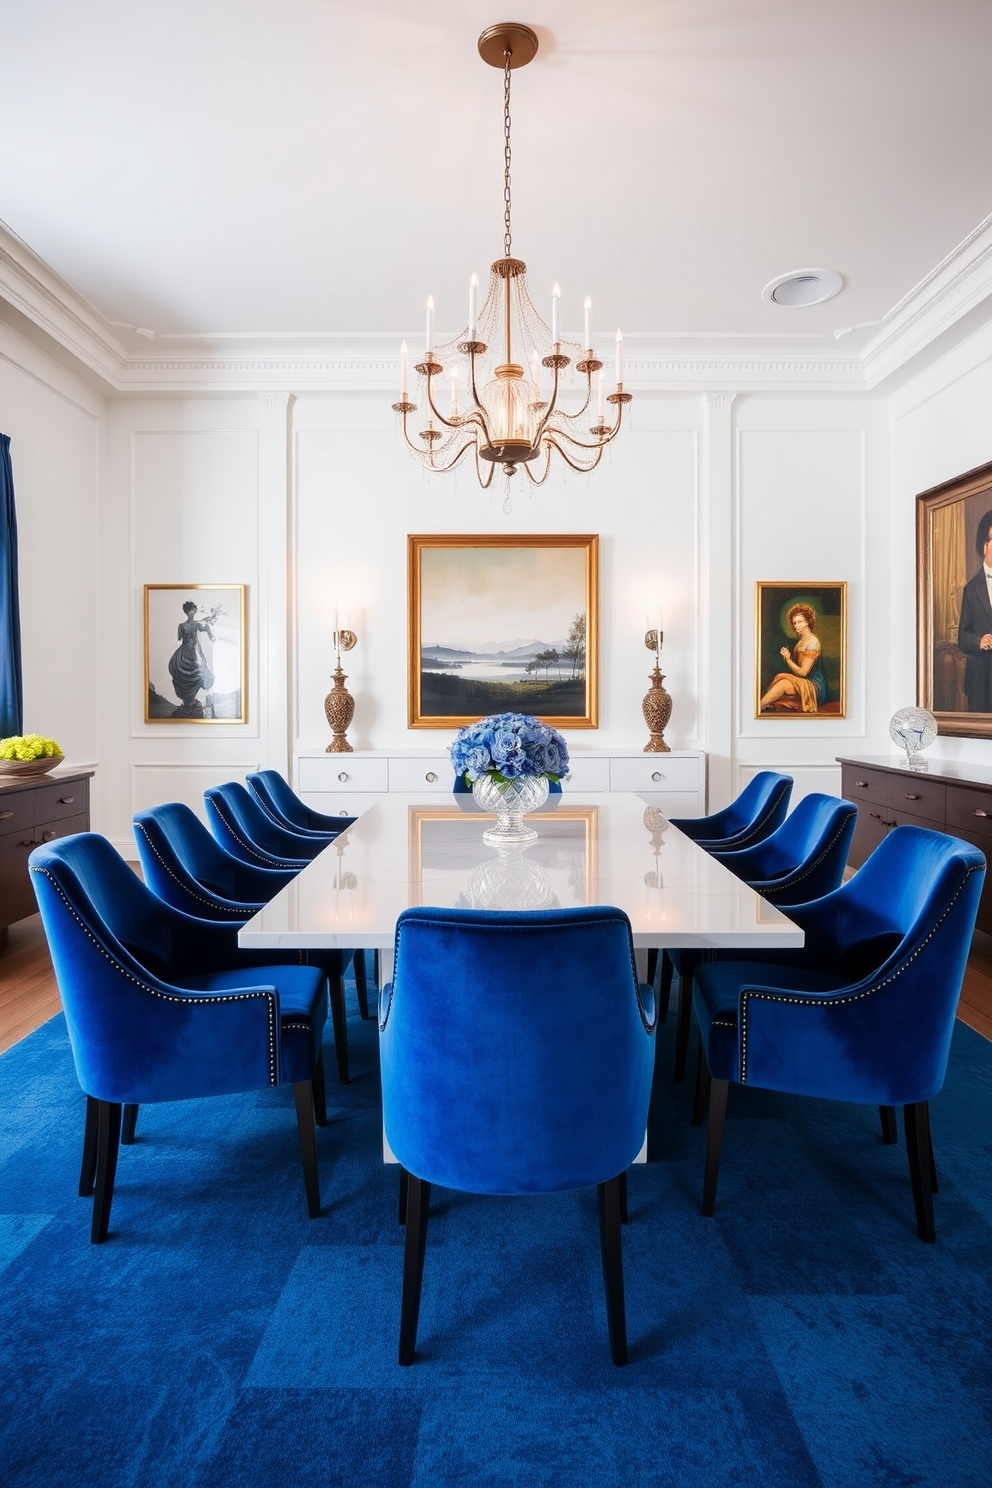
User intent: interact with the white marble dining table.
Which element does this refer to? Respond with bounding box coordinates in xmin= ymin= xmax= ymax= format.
xmin=238 ymin=792 xmax=804 ymax=1163
xmin=238 ymin=791 xmax=804 ymax=977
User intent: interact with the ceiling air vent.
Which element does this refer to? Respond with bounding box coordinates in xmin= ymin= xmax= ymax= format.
xmin=762 ymin=269 xmax=843 ymax=307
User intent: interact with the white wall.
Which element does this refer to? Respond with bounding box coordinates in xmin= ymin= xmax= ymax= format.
xmin=891 ymin=318 xmax=992 ymax=769
xmin=0 ymin=322 xmax=104 ymax=816
xmin=88 ymin=381 xmax=892 ymax=845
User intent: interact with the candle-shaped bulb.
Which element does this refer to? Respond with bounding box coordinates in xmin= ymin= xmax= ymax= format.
xmin=597 ymin=368 xmax=605 ymax=420
xmin=583 ymin=295 xmax=592 ymax=352
xmin=531 ymin=347 xmax=541 ymax=388
xmin=400 ymin=340 xmax=408 ymax=399
xmin=615 ymin=327 xmax=623 ymax=386
xmin=552 ymin=281 xmax=561 ymax=344
xmin=426 ymin=294 xmax=435 ymax=354
xmin=468 ymin=272 xmax=479 ymax=340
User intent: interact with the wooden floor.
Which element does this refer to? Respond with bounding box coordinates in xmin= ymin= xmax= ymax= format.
xmin=3 ymin=910 xmax=992 ymax=1054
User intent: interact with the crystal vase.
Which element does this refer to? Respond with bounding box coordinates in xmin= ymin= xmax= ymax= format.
xmin=472 ymin=772 xmax=550 ymax=844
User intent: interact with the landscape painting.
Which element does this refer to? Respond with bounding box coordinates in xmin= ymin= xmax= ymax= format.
xmin=408 ymin=535 xmax=598 ymax=728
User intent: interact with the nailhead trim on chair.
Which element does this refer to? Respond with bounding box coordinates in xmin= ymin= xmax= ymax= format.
xmin=209 ymin=799 xmax=299 ymax=868
xmin=30 ymin=866 xmax=280 ymax=1085
xmin=737 ymin=864 xmax=982 ymax=1084
xmin=757 ymin=817 xmax=853 ymax=898
xmin=133 ymin=825 xmax=249 ymax=918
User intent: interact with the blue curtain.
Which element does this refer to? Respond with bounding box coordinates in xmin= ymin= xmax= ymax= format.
xmin=0 ymin=434 xmax=23 ymax=737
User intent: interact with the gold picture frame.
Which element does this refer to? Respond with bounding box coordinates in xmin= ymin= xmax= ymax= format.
xmin=408 ymin=534 xmax=598 ymax=728
xmin=754 ymin=582 xmax=847 ymax=719
xmin=144 ymin=583 xmax=247 ymax=724
xmin=917 ymin=460 xmax=992 ymax=737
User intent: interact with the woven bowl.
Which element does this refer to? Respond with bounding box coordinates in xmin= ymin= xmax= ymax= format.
xmin=0 ymin=754 xmax=65 ymax=779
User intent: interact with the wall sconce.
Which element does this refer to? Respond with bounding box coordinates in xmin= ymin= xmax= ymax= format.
xmin=642 ymin=613 xmax=672 ymax=753
xmin=325 ymin=613 xmax=358 ymax=754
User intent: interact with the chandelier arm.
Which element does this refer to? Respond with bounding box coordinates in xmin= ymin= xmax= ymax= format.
xmin=466 ymin=346 xmax=498 ymax=450
xmin=422 ymin=437 xmax=484 ymax=475
xmin=397 ymin=409 xmax=431 ymax=457
xmin=554 ymin=376 xmax=594 ymax=422
xmin=547 ymin=400 xmax=626 ymax=453
xmin=422 ymin=373 xmax=484 ymax=433
xmin=523 ymin=444 xmax=553 ymax=486
xmin=475 ymin=443 xmax=498 ymax=488
xmin=541 ymin=434 xmax=607 ymax=475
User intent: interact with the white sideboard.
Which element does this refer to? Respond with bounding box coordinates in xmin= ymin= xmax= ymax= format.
xmin=295 ymin=748 xmax=706 ymax=819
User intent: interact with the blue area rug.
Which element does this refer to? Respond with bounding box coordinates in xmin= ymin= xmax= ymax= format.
xmin=2 ymin=962 xmax=991 ymax=1488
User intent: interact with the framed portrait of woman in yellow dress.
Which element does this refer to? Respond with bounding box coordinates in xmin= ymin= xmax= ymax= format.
xmin=755 ymin=582 xmax=847 ymax=719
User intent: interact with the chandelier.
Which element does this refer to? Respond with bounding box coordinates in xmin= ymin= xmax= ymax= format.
xmin=392 ymin=22 xmax=631 ymax=495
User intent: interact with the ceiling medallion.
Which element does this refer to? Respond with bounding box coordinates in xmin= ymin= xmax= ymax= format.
xmin=392 ymin=22 xmax=631 ymax=505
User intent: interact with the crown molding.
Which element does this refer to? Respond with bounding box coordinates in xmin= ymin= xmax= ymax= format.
xmin=2 ymin=215 xmax=992 ymax=397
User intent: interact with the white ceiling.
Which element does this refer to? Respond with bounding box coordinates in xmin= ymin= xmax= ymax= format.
xmin=1 ymin=0 xmax=991 ymax=365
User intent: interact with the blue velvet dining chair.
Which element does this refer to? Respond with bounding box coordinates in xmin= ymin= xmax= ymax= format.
xmin=246 ymin=769 xmax=356 ymax=836
xmin=690 ymin=826 xmax=985 ymax=1241
xmin=662 ymin=793 xmax=858 ymax=1081
xmin=133 ymin=801 xmax=364 ymax=1074
xmin=29 ymin=833 xmax=333 ymax=1242
xmin=204 ymin=782 xmax=322 ymax=868
xmin=669 ymin=771 xmax=792 ymax=851
xmin=379 ymin=905 xmax=657 ymax=1366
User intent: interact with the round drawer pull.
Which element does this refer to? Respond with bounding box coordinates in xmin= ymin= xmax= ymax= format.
xmin=425 ymin=771 xmax=437 ymax=783
xmin=904 ymin=793 xmax=920 ymax=800
xmin=651 ymin=772 xmax=662 ymax=782
xmin=869 ymin=812 xmax=882 ymax=821
xmin=337 ymin=772 xmax=349 ymax=783
xmin=973 ymin=809 xmax=990 ymax=819
xmin=339 ymin=809 xmax=350 ymax=816
xmin=42 ymin=829 xmax=57 ymax=842
xmin=59 ymin=796 xmax=74 ymax=805
xmin=0 ymin=810 xmax=12 ymax=820
xmin=856 ymin=780 xmax=869 ymax=788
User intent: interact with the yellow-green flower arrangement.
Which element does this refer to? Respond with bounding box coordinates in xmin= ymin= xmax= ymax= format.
xmin=0 ymin=733 xmax=64 ymax=762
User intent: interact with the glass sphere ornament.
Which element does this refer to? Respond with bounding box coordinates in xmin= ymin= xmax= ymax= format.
xmin=889 ymin=706 xmax=937 ymax=766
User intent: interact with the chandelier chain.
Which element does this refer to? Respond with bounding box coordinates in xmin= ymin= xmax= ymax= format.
xmin=503 ymin=50 xmax=512 ymax=257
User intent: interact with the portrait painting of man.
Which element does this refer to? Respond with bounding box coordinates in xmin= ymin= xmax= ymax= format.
xmin=918 ymin=463 xmax=992 ymax=738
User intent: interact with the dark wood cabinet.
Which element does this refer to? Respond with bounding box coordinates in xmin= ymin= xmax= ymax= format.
xmin=0 ymin=769 xmax=92 ymax=932
xmin=839 ymin=755 xmax=992 ymax=935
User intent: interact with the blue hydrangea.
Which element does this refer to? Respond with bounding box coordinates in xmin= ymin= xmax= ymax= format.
xmin=449 ymin=712 xmax=570 ymax=785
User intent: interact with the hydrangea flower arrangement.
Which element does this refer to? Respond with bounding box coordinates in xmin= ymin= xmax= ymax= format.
xmin=0 ymin=733 xmax=63 ymax=762
xmin=450 ymin=712 xmax=569 ymax=786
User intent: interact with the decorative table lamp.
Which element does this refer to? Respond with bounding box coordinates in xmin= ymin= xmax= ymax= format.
xmin=324 ymin=621 xmax=358 ymax=754
xmin=642 ymin=624 xmax=672 ymax=753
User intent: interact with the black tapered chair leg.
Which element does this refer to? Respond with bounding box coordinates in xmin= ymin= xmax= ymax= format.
xmin=905 ymin=1100 xmax=936 ymax=1239
xmin=701 ymin=1077 xmax=729 ymax=1217
xmin=904 ymin=1101 xmax=935 ymax=1242
xmin=618 ymin=1168 xmax=628 ymax=1224
xmin=646 ymin=948 xmax=659 ymax=987
xmin=879 ymin=1105 xmax=898 ymax=1144
xmin=597 ymin=1175 xmax=628 ymax=1366
xmin=329 ymin=975 xmax=350 ymax=1085
xmin=293 ymin=1081 xmax=321 ymax=1218
xmin=79 ymin=1095 xmax=99 ymax=1197
xmin=312 ymin=1051 xmax=328 ymax=1127
xmin=674 ymin=970 xmax=693 ymax=1082
xmin=928 ymin=1124 xmax=939 ymax=1194
xmin=121 ymin=1103 xmax=139 ymax=1145
xmin=399 ymin=1175 xmax=431 ymax=1365
xmin=353 ymin=951 xmax=372 ymax=1021
xmin=658 ymin=950 xmax=674 ymax=1025
xmin=91 ymin=1100 xmax=122 ymax=1244
xmin=692 ymin=1032 xmax=711 ymax=1127
xmin=398 ymin=1164 xmax=409 ymax=1225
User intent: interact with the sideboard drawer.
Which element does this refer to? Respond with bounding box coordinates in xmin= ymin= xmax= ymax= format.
xmin=388 ymin=758 xmax=452 ymax=792
xmin=298 ymin=757 xmax=388 ymax=794
xmin=32 ymin=811 xmax=89 ymax=847
xmin=34 ymin=777 xmax=90 ymax=825
xmin=561 ymin=758 xmax=610 ymax=791
xmin=946 ymin=784 xmax=992 ymax=841
xmin=841 ymin=765 xmax=888 ymax=807
xmin=297 ymin=791 xmax=380 ymax=819
xmin=610 ymin=757 xmax=700 ymax=794
xmin=0 ymin=788 xmax=34 ymax=836
xmin=885 ymin=774 xmax=944 ymax=825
